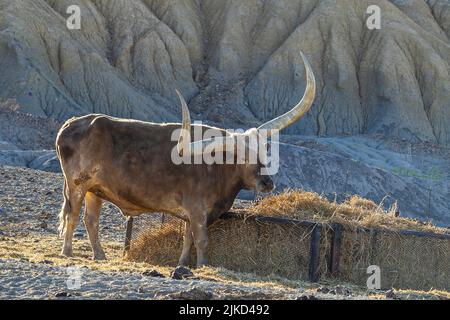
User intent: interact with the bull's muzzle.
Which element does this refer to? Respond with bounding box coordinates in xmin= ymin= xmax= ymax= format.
xmin=256 ymin=178 xmax=275 ymax=193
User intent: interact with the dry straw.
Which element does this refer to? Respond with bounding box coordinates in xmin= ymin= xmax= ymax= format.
xmin=249 ymin=189 xmax=447 ymax=234
xmin=126 ymin=190 xmax=449 ymax=290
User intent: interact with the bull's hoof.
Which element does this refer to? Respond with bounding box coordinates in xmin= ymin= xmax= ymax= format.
xmin=196 ymin=260 xmax=209 ymax=268
xmin=93 ymin=253 xmax=107 ymax=261
xmin=177 ymin=258 xmax=190 ymax=267
xmin=60 ymin=249 xmax=73 ymax=258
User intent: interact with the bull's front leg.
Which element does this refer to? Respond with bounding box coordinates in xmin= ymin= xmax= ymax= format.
xmin=178 ymin=221 xmax=193 ymax=266
xmin=190 ymin=213 xmax=209 ymax=267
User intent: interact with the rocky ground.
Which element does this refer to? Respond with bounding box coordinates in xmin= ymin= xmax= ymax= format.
xmin=0 ymin=166 xmax=125 ymax=239
xmin=0 ymin=259 xmax=302 ymax=300
xmin=1 ymin=165 xmax=449 ymax=300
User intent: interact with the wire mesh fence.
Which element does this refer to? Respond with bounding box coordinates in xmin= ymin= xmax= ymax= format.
xmin=337 ymin=227 xmax=450 ymax=290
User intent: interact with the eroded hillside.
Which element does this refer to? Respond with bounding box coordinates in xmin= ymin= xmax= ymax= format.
xmin=1 ymin=0 xmax=450 ymax=144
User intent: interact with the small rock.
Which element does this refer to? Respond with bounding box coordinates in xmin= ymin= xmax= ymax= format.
xmin=385 ymin=289 xmax=398 ymax=300
xmin=171 ymin=266 xmax=194 ymax=280
xmin=55 ymin=291 xmax=81 ymax=298
xmin=138 ymin=286 xmax=146 ymax=293
xmin=41 ymin=260 xmax=54 ymax=265
xmin=55 ymin=292 xmax=69 ymax=298
xmin=40 ymin=221 xmax=47 ymax=229
xmin=316 ymin=286 xmax=330 ymax=294
xmin=334 ymin=285 xmax=352 ymax=296
xmin=73 ymin=232 xmax=84 ymax=238
xmin=174 ymin=287 xmax=213 ymax=300
xmin=142 ymin=269 xmax=165 ymax=278
xmin=297 ymin=294 xmax=319 ymax=300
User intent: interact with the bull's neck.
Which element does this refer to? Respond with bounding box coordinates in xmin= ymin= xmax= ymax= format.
xmin=218 ymin=165 xmax=244 ymax=208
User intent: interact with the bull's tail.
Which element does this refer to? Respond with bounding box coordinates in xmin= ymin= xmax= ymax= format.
xmin=58 ymin=178 xmax=71 ymax=238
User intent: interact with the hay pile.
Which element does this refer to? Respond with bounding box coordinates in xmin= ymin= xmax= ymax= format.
xmin=248 ymin=190 xmax=448 ymax=234
xmin=126 ymin=216 xmax=326 ymax=279
xmin=127 ymin=222 xmax=184 ymax=266
xmin=245 ymin=190 xmax=449 ymax=290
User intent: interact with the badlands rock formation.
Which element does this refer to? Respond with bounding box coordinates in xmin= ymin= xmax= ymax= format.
xmin=0 ymin=0 xmax=449 ymax=144
xmin=1 ymin=0 xmax=450 ymax=226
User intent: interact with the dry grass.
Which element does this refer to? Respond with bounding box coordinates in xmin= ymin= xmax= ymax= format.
xmin=127 ymin=190 xmax=449 ymax=293
xmin=248 ymin=190 xmax=447 ymax=234
xmin=0 ymin=234 xmax=160 ymax=274
xmin=395 ymin=289 xmax=450 ymax=300
xmin=0 ymin=233 xmax=335 ymax=294
xmin=126 ymin=223 xmax=183 ymax=266
xmin=2 ymin=234 xmax=448 ymax=300
xmin=1 ymin=230 xmax=448 ymax=299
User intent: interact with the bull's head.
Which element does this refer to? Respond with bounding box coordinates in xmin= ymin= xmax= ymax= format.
xmin=175 ymin=52 xmax=316 ymax=193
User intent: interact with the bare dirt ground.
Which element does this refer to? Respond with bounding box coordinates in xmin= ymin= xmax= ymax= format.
xmin=0 ymin=166 xmax=449 ymax=300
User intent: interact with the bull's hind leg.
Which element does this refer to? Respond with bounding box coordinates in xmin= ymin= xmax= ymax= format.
xmin=83 ymin=192 xmax=106 ymax=260
xmin=59 ymin=182 xmax=85 ymax=257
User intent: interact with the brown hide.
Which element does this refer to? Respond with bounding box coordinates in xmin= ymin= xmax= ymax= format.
xmin=56 ymin=114 xmax=248 ymax=223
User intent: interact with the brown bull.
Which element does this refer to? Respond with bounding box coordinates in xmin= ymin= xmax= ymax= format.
xmin=56 ymin=52 xmax=315 ymax=266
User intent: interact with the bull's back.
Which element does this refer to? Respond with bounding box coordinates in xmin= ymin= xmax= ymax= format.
xmin=56 ymin=114 xmax=177 ymax=163
xmin=56 ymin=114 xmax=101 ymax=162
xmin=55 ymin=114 xmax=236 ymax=216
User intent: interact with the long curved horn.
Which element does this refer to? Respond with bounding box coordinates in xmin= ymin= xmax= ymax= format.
xmin=257 ymin=52 xmax=316 ymax=135
xmin=179 ymin=53 xmax=315 ymax=157
xmin=176 ymin=89 xmax=191 ymax=156
xmin=176 ymin=89 xmax=235 ymax=157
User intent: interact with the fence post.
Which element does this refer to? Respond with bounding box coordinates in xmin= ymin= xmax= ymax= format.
xmin=123 ymin=216 xmax=134 ymax=256
xmin=308 ymin=224 xmax=322 ymax=282
xmin=329 ymin=223 xmax=343 ymax=276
